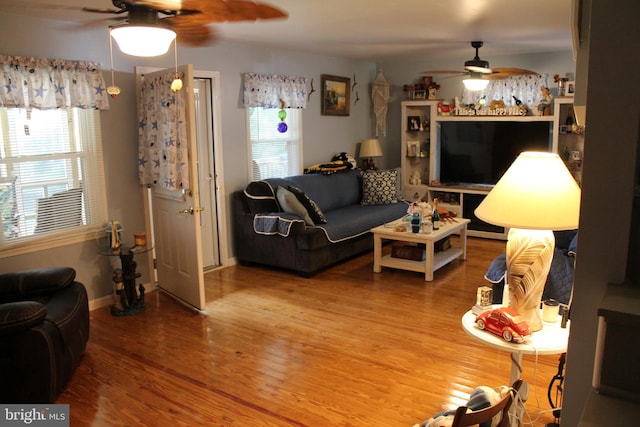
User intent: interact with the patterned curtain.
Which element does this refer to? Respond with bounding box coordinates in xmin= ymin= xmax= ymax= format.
xmin=242 ymin=73 xmax=307 ymax=108
xmin=137 ymin=71 xmax=189 ymax=191
xmin=461 ymin=74 xmax=549 ymax=107
xmin=0 ymin=54 xmax=109 ymax=110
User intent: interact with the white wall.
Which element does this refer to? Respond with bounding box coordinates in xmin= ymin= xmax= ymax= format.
xmin=561 ymin=0 xmax=640 ymax=424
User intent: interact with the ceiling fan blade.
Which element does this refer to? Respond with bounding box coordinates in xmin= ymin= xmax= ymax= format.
xmin=421 ymin=70 xmax=466 ymax=75
xmin=82 ymin=7 xmax=124 ymax=14
xmin=78 ymin=16 xmax=127 ymax=29
xmin=178 ymin=0 xmax=287 ymax=24
xmin=485 ymin=68 xmax=538 ymax=79
xmin=170 ymin=22 xmax=218 ymax=46
xmin=222 ymin=0 xmax=288 ymax=21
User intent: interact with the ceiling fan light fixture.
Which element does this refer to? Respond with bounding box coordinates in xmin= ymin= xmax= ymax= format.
xmin=111 ymin=25 xmax=176 ymax=57
xmin=463 ymin=77 xmax=489 ymax=91
xmin=464 ymin=41 xmax=492 ymax=74
xmin=464 ymin=61 xmax=492 ymax=74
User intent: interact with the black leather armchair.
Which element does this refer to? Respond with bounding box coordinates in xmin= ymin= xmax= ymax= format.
xmin=0 ymin=267 xmax=89 ymax=403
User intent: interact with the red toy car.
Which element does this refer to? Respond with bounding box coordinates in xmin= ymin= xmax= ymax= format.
xmin=475 ymin=307 xmax=531 ymax=343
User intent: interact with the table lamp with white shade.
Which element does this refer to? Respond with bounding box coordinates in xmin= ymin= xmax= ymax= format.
xmin=360 ymin=138 xmax=383 ymax=170
xmin=475 ymin=152 xmax=581 ymax=331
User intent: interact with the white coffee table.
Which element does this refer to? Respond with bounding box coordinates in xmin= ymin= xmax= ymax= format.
xmin=371 ymin=218 xmax=470 ymax=281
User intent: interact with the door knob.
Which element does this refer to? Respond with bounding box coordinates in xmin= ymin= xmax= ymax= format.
xmin=178 ymin=207 xmax=204 ymax=215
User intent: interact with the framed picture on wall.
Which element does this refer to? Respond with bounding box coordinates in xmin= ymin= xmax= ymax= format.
xmin=321 ymin=74 xmax=350 ymax=116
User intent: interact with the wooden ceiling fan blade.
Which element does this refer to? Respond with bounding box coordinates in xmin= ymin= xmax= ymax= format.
xmin=194 ymin=0 xmax=286 ymax=22
xmin=421 ymin=70 xmax=466 ymax=75
xmin=173 ymin=0 xmax=230 ymax=24
xmin=223 ymin=1 xmax=288 ymax=21
xmin=492 ymin=67 xmax=538 ymax=75
xmin=170 ymin=22 xmax=217 ymax=46
xmin=485 ymin=68 xmax=538 ymax=79
xmin=81 ymin=7 xmax=123 ymax=14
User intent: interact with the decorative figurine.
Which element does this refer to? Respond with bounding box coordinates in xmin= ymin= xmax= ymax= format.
xmin=410 ymin=171 xmax=422 ymax=185
xmin=112 ymin=268 xmax=126 ymax=311
xmin=537 ymin=87 xmax=552 ymax=116
xmin=475 ymin=307 xmax=532 ymax=343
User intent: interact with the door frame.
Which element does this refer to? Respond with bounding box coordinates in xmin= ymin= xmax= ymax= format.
xmin=195 ymin=71 xmax=228 ymax=267
xmin=137 ymin=67 xmax=228 ymax=296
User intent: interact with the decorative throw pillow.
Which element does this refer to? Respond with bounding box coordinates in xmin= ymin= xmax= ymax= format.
xmin=287 ymin=185 xmax=328 ymax=224
xmin=276 ymin=186 xmax=314 ymax=226
xmin=361 ymin=169 xmax=399 ymax=205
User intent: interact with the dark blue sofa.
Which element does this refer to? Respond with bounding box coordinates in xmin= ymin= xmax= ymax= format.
xmin=233 ymin=169 xmax=408 ymax=276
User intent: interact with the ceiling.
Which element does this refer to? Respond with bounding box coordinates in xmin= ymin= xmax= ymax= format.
xmin=0 ymin=0 xmax=575 ymax=61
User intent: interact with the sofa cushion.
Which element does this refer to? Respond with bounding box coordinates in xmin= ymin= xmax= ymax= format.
xmin=361 ymin=169 xmax=399 ymax=205
xmin=288 ymin=185 xmax=327 ymax=224
xmin=312 ymin=202 xmax=408 ymax=242
xmin=276 ymin=186 xmax=313 ymax=225
xmin=286 ymin=169 xmax=361 ymax=212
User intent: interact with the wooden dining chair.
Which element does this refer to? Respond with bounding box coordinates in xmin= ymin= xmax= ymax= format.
xmin=451 ymin=379 xmax=523 ymax=427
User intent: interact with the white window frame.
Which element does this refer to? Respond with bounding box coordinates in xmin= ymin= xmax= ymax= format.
xmin=0 ymin=107 xmax=107 ymax=257
xmin=246 ymin=107 xmax=303 ymax=181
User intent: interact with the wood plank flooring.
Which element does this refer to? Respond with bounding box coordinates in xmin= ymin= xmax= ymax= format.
xmin=57 ymin=237 xmax=563 ymax=426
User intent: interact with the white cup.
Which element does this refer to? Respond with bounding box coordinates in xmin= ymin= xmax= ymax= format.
xmin=542 ymin=299 xmax=560 ymax=322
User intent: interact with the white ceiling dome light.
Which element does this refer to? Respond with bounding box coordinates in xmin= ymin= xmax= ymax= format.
xmin=110 ymin=24 xmax=176 ymax=57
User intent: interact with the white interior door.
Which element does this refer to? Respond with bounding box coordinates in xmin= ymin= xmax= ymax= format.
xmin=140 ymin=65 xmax=206 ymax=311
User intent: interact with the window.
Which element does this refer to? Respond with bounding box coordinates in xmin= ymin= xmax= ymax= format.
xmin=0 ymin=107 xmax=106 ymax=252
xmin=247 ymin=107 xmax=302 ymax=180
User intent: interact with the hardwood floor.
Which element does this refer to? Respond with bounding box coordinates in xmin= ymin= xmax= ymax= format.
xmin=58 ymin=237 xmax=562 ymax=426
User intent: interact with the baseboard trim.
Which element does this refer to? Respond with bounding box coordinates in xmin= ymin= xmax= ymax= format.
xmin=89 ymin=282 xmax=156 ymax=312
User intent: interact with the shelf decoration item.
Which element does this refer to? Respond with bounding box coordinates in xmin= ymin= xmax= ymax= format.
xmin=474 ymin=152 xmax=581 ymax=331
xmin=277 ymin=99 xmax=288 ymax=133
xmin=106 ymin=220 xmax=123 ymax=250
xmin=359 ymin=138 xmax=383 ymax=170
xmin=410 ymin=213 xmax=422 ymax=233
xmin=472 ymin=286 xmax=494 ymax=315
xmin=372 ymin=70 xmax=389 ymax=136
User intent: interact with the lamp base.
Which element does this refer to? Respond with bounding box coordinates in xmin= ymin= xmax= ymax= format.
xmin=363 ymin=158 xmax=377 ymax=170
xmin=506 ymin=228 xmax=555 ymax=332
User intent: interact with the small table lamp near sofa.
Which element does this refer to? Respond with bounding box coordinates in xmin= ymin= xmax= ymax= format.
xmin=360 ymin=138 xmax=383 ymax=170
xmin=475 ymin=152 xmax=581 ymax=331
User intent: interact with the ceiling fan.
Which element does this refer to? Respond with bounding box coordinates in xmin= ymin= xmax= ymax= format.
xmin=83 ymin=0 xmax=288 ymax=51
xmin=422 ymin=41 xmax=538 ymax=89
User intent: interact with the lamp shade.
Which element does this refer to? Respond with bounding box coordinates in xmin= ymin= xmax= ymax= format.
xmin=360 ymin=138 xmax=383 ymax=158
xmin=475 ymin=152 xmax=581 ymax=230
xmin=111 ymin=25 xmax=176 ymax=57
xmin=463 ymin=77 xmax=489 ymax=91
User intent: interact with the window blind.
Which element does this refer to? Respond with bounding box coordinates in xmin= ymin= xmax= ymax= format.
xmin=0 ymin=107 xmax=107 ymax=248
xmin=247 ymin=107 xmax=302 ymax=181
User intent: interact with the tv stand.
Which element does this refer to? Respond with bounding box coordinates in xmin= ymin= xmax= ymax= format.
xmin=427 ymin=185 xmax=508 ymax=240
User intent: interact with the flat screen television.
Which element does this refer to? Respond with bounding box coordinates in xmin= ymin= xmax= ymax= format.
xmin=438 ymin=120 xmax=553 ymax=185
